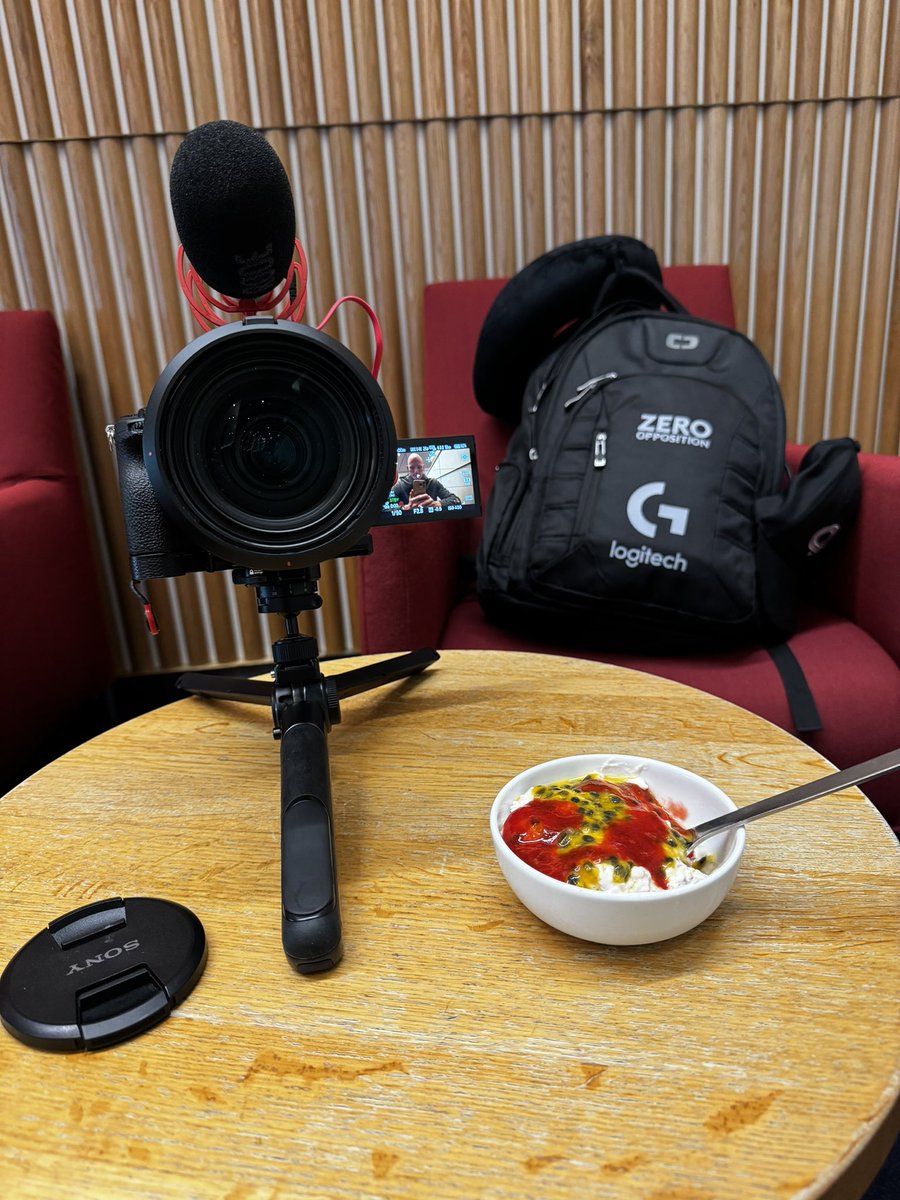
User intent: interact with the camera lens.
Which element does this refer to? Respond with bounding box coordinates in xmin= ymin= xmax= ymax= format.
xmin=143 ymin=321 xmax=395 ymax=569
xmin=235 ymin=415 xmax=306 ymax=487
xmin=202 ymin=382 xmax=336 ymax=518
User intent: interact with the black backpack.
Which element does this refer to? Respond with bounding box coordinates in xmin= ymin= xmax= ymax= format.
xmin=475 ymin=260 xmax=860 ymax=728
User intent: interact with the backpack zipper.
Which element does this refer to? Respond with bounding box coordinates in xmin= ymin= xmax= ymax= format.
xmin=521 ymin=377 xmax=619 ymax=570
xmin=591 ymin=389 xmax=612 ymax=468
xmin=525 ymin=313 xmax=620 ymax=459
xmin=563 ymin=373 xmax=618 ymax=470
xmin=527 ymin=378 xmax=551 ymax=460
xmin=563 ymin=374 xmax=618 ymax=469
xmin=563 ymin=371 xmax=619 ymax=408
xmin=529 ymin=372 xmax=619 ymax=461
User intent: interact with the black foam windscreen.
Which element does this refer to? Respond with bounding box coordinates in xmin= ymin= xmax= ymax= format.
xmin=169 ymin=120 xmax=296 ymax=298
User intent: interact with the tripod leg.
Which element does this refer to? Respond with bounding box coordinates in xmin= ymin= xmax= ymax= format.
xmin=177 ymin=673 xmax=272 ymax=705
xmin=279 ymin=705 xmax=343 ymax=973
xmin=331 ymin=648 xmax=439 ymax=700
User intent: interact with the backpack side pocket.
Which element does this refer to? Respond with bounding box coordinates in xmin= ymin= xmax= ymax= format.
xmin=481 ymin=461 xmax=526 ymax=567
xmin=755 ymin=437 xmax=861 ymax=636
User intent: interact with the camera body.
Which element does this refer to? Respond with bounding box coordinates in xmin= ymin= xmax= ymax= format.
xmin=111 ymin=317 xmax=396 ymax=581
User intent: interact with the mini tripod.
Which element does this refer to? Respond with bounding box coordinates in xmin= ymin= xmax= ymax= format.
xmin=177 ymin=564 xmax=438 ymax=974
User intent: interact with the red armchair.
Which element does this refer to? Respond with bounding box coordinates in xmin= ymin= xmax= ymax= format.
xmin=0 ymin=311 xmax=114 ymax=788
xmin=358 ymin=269 xmax=900 ymax=830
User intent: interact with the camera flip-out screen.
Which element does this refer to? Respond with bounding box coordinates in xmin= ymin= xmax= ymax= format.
xmin=375 ymin=436 xmax=481 ymax=525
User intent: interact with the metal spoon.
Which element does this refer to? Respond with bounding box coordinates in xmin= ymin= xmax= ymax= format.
xmin=687 ymin=746 xmax=900 ymax=854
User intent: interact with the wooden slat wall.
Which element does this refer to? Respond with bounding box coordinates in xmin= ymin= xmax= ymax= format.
xmin=1 ymin=0 xmax=898 ymax=675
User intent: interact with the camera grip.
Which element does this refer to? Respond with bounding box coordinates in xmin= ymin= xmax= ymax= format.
xmin=111 ymin=413 xmax=214 ymax=579
xmin=279 ymin=718 xmax=343 ymax=973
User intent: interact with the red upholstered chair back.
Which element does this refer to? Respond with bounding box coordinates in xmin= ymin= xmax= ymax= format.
xmin=0 ymin=311 xmax=85 ymax=486
xmin=0 ymin=311 xmax=114 ymax=784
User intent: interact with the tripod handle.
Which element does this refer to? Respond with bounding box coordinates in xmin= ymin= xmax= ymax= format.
xmin=279 ymin=714 xmax=343 ymax=973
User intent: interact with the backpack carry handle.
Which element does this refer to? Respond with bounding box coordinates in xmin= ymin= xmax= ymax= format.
xmin=592 ymin=266 xmax=688 ymax=317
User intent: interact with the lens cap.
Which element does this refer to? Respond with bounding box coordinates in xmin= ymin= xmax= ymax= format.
xmin=0 ymin=897 xmax=207 ymax=1051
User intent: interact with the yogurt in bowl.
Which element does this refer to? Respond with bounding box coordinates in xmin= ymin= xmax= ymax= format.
xmin=490 ymin=754 xmax=745 ymax=945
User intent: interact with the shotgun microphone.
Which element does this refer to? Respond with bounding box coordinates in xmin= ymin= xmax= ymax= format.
xmin=169 ymin=120 xmax=296 ymax=299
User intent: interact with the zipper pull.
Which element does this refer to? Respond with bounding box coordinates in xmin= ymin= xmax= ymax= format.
xmin=563 ymin=371 xmax=618 ymax=409
xmin=527 ymin=377 xmax=552 ymax=460
xmin=593 ymin=431 xmax=607 ymax=469
xmin=530 ymin=378 xmax=550 ymax=414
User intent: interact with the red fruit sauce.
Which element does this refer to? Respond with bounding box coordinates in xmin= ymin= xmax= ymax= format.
xmin=501 ymin=776 xmax=693 ymax=890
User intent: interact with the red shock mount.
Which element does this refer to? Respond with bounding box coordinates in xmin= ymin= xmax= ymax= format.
xmin=176 ymin=238 xmax=382 ymax=379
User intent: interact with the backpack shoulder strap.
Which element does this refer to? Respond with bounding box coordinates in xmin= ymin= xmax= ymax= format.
xmin=767 ymin=643 xmax=823 ymax=733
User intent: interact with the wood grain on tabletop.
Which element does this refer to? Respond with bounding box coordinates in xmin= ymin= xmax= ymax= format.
xmin=1 ymin=650 xmax=898 ymax=1200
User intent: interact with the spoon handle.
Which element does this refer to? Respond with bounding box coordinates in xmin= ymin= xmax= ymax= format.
xmin=689 ymin=746 xmax=900 ymax=849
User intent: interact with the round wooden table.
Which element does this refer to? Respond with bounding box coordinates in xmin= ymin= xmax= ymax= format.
xmin=1 ymin=650 xmax=898 ymax=1199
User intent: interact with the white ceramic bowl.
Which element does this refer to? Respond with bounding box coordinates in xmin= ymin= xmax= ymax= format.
xmin=490 ymin=753 xmax=745 ymax=945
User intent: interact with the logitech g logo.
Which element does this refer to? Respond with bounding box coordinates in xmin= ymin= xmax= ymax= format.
xmin=665 ymin=332 xmax=700 ymax=350
xmin=626 ymin=482 xmax=690 ymax=538
xmin=66 ymin=940 xmax=141 ymax=976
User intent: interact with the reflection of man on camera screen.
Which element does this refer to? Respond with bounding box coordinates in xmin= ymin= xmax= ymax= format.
xmin=395 ymin=453 xmax=461 ymax=511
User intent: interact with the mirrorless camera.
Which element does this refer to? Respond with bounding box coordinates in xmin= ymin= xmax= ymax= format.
xmin=110 ymin=316 xmax=396 ymax=582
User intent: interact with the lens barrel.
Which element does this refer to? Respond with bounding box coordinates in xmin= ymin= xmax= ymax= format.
xmin=143 ymin=320 xmax=395 ymax=569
